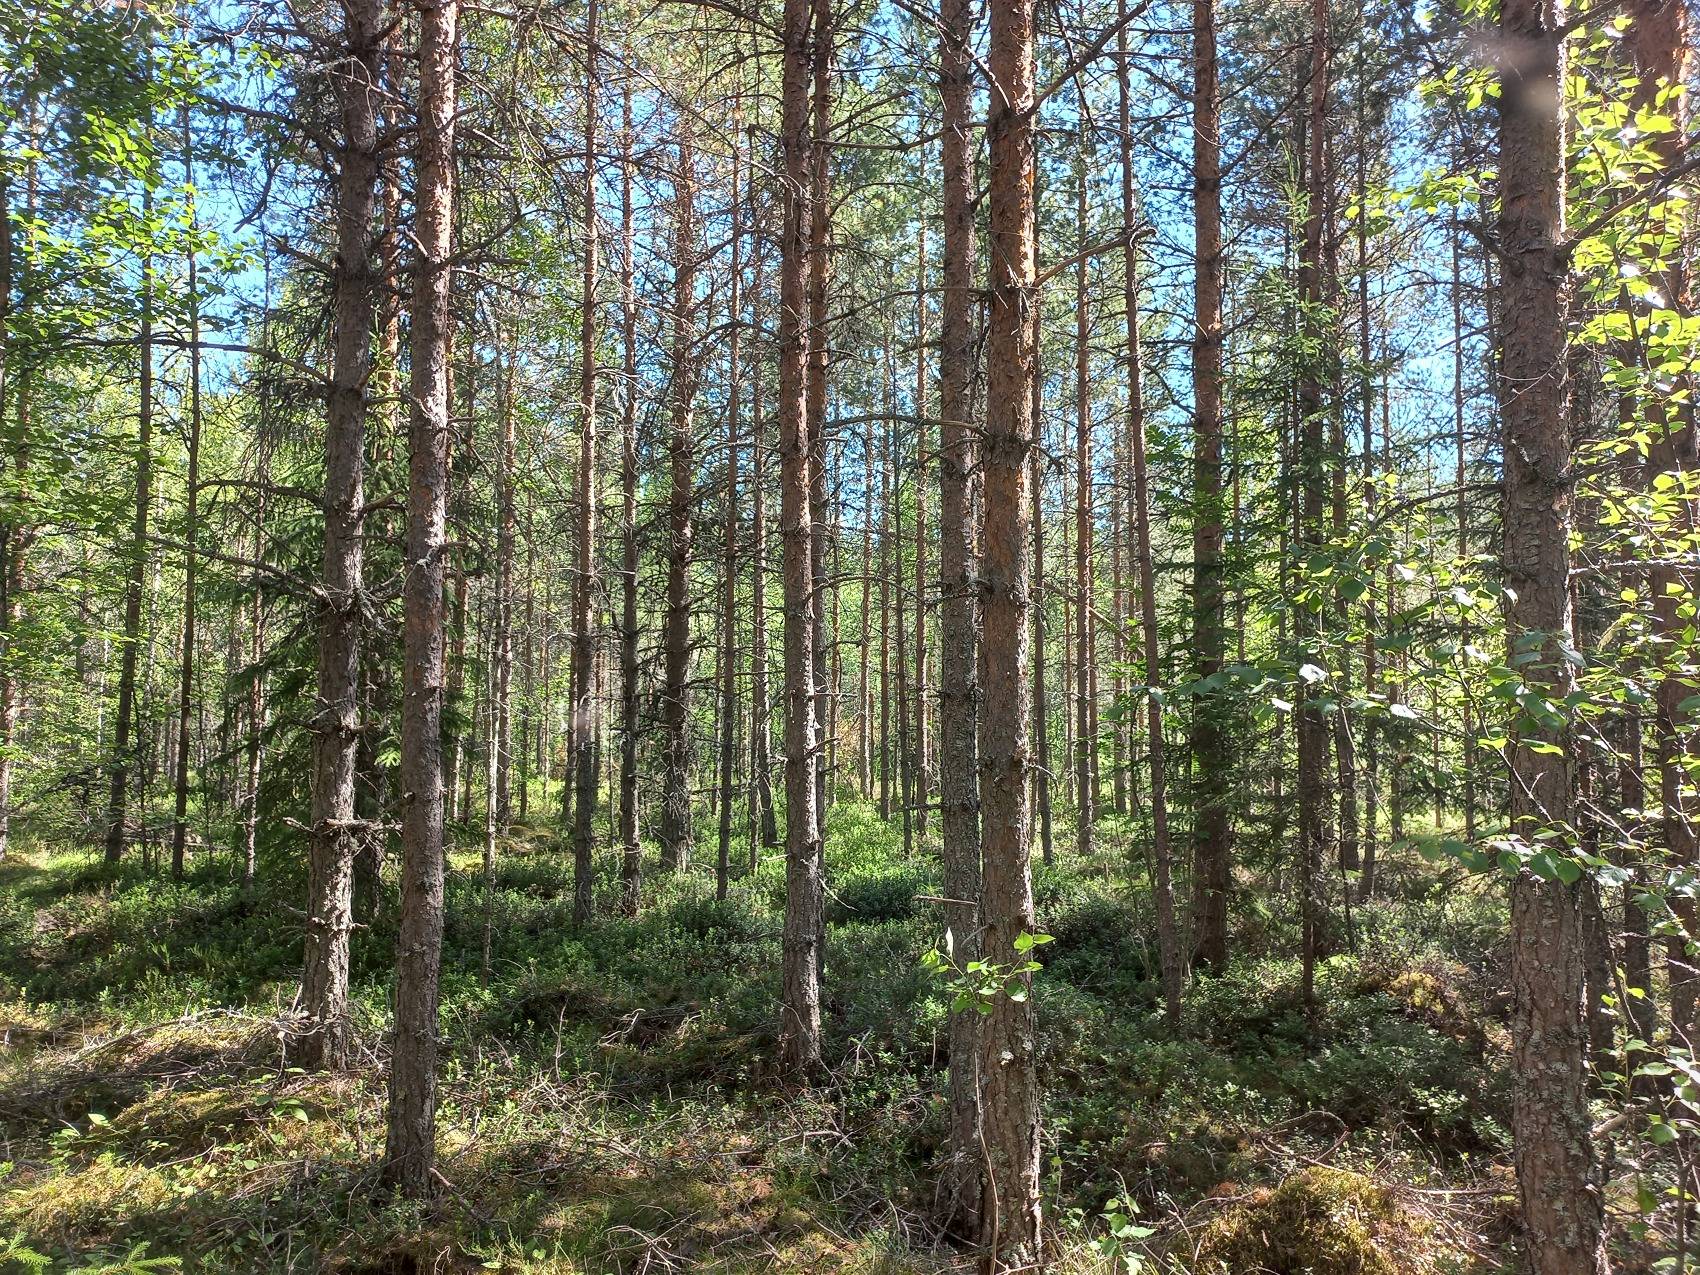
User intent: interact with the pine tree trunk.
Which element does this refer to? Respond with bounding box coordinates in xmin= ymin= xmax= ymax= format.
xmin=717 ymin=122 xmax=745 ymax=902
xmin=1187 ymin=0 xmax=1230 ymax=970
xmin=807 ymin=0 xmax=833 ymax=834
xmin=384 ymin=0 xmax=457 ymax=1196
xmin=977 ymin=0 xmax=1042 ymax=1256
xmin=913 ymin=223 xmax=931 ymax=834
xmin=1120 ymin=6 xmax=1181 ymax=1023
xmin=937 ymin=0 xmax=982 ymax=1222
xmin=1073 ymin=144 xmax=1095 ymax=859
xmin=617 ymin=74 xmax=642 ymax=914
xmin=170 ymin=108 xmax=204 ymax=880
xmin=1627 ymin=0 xmax=1698 ymax=1043
xmin=1030 ymin=302 xmax=1054 ymax=866
xmin=299 ymin=0 xmax=382 ymax=1067
xmin=749 ymin=252 xmax=779 ymax=855
xmin=1496 ymin=2 xmax=1607 ymax=1267
xmin=0 ymin=161 xmax=15 ymax=863
xmin=659 ymin=119 xmax=699 ymax=874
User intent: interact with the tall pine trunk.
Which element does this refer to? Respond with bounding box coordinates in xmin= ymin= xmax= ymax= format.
xmin=1187 ymin=0 xmax=1230 ymax=970
xmin=978 ymin=0 xmax=1042 ymax=1258
xmin=299 ymin=0 xmax=381 ymax=1067
xmin=1120 ymin=4 xmax=1181 ymax=1024
xmin=1627 ymin=0 xmax=1698 ymax=1042
xmin=384 ymin=0 xmax=457 ymax=1195
xmin=937 ymin=0 xmax=981 ymax=1224
xmin=659 ymin=118 xmax=700 ymax=874
xmin=1497 ymin=1 xmax=1607 ymax=1268
xmin=617 ymin=74 xmax=643 ymax=914
xmin=717 ymin=123 xmax=745 ymax=902
xmin=170 ymin=107 xmax=204 ymax=881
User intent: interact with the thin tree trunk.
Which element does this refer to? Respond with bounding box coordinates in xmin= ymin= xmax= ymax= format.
xmin=1296 ymin=0 xmax=1330 ymax=1016
xmin=493 ymin=341 xmax=516 ymax=835
xmin=1627 ymin=0 xmax=1698 ymax=1043
xmin=1119 ymin=6 xmax=1181 ymax=1024
xmin=881 ymin=447 xmax=893 ymax=821
xmin=104 ymin=187 xmax=154 ymax=865
xmin=384 ymin=0 xmax=457 ymax=1196
xmin=937 ymin=0 xmax=982 ymax=1222
xmin=892 ymin=375 xmax=915 ymax=858
xmin=659 ymin=119 xmax=699 ymax=875
xmin=617 ymin=73 xmax=642 ymax=914
xmin=778 ymin=0 xmax=824 ymax=1073
xmin=860 ymin=406 xmax=875 ymax=801
xmin=1030 ymin=306 xmax=1054 ymax=866
xmin=1073 ymin=141 xmax=1095 ymax=859
xmin=241 ymin=443 xmax=269 ymax=885
xmin=570 ymin=4 xmax=601 ymax=924
xmin=1187 ymin=0 xmax=1230 ymax=970
xmin=750 ymin=250 xmax=779 ymax=854
xmin=913 ymin=220 xmax=931 ymax=835
xmin=807 ymin=0 xmax=833 ymax=833
xmin=0 ymin=155 xmax=16 ymax=862
xmin=1356 ymin=38 xmax=1379 ymax=900
xmin=170 ymin=108 xmax=204 ymax=880
xmin=717 ymin=120 xmax=744 ymax=902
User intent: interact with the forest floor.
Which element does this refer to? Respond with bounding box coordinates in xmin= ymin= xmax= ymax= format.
xmin=0 ymin=803 xmax=1522 ymax=1273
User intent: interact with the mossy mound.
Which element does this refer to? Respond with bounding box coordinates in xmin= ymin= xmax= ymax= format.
xmin=1379 ymin=968 xmax=1489 ymax=1052
xmin=1194 ymin=1166 xmax=1429 ymax=1275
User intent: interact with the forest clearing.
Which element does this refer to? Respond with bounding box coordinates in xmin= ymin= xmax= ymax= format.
xmin=0 ymin=0 xmax=1694 ymax=1270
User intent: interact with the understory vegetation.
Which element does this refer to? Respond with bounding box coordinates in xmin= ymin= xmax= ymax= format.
xmin=4 ymin=807 xmax=1521 ymax=1273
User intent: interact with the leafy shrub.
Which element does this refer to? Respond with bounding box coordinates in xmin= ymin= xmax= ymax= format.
xmin=827 ymin=866 xmax=935 ymax=925
xmin=1040 ymin=892 xmax=1150 ymax=995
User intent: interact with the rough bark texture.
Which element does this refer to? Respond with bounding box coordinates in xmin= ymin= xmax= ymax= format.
xmin=1496 ymin=2 xmax=1608 ymax=1269
xmin=570 ymin=5 xmax=600 ymax=926
xmin=1187 ymin=0 xmax=1230 ymax=969
xmin=977 ymin=0 xmax=1041 ymax=1260
xmin=659 ymin=119 xmax=699 ymax=874
xmin=778 ymin=0 xmax=824 ymax=1074
xmin=937 ymin=0 xmax=981 ymax=1226
xmin=384 ymin=0 xmax=456 ymax=1197
xmin=299 ymin=0 xmax=382 ymax=1068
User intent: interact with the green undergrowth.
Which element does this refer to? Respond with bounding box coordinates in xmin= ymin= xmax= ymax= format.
xmin=0 ymin=807 xmax=1513 ymax=1272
